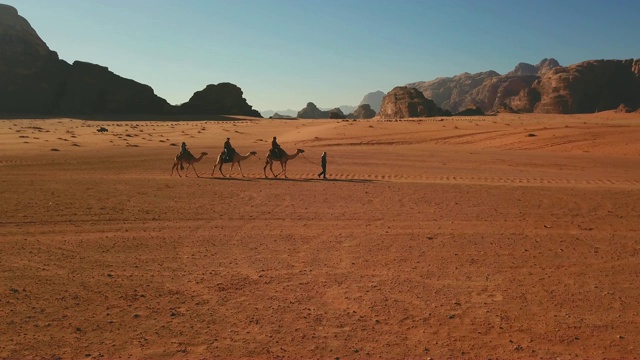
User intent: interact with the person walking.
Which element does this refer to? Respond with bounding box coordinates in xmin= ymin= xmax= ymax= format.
xmin=318 ymin=151 xmax=327 ymax=179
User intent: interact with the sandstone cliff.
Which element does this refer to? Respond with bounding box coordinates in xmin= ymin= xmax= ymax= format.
xmin=378 ymin=86 xmax=450 ymax=119
xmin=407 ymin=59 xmax=560 ymax=114
xmin=531 ymin=59 xmax=640 ymax=113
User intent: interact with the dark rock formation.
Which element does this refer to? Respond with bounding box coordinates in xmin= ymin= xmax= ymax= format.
xmin=58 ymin=61 xmax=171 ymax=114
xmin=270 ymin=112 xmax=295 ymax=119
xmin=0 ymin=4 xmax=260 ymax=117
xmin=179 ymin=83 xmax=261 ymax=117
xmin=352 ymin=104 xmax=376 ymax=119
xmin=328 ymin=108 xmax=345 ymax=119
xmin=0 ymin=4 xmax=169 ymax=115
xmin=531 ymin=59 xmax=640 ymax=113
xmin=0 ymin=4 xmax=68 ymax=114
xmin=297 ymin=102 xmax=329 ymax=119
xmin=359 ymin=91 xmax=385 ymax=113
xmin=453 ymin=105 xmax=484 ymax=116
xmin=378 ymin=86 xmax=450 ymax=119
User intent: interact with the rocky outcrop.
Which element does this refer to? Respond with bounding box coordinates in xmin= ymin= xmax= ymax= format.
xmin=378 ymin=86 xmax=450 ymax=119
xmin=407 ymin=71 xmax=500 ymax=113
xmin=58 ymin=61 xmax=171 ymax=114
xmin=328 ymin=108 xmax=345 ymax=119
xmin=179 ymin=83 xmax=261 ymax=117
xmin=465 ymin=75 xmax=539 ymax=113
xmin=407 ymin=59 xmax=560 ymax=114
xmin=453 ymin=105 xmax=484 ymax=116
xmin=297 ymin=102 xmax=329 ymax=119
xmin=507 ymin=58 xmax=560 ymax=76
xmin=270 ymin=112 xmax=295 ymax=119
xmin=0 ymin=4 xmax=68 ymax=114
xmin=532 ymin=59 xmax=640 ymax=113
xmin=352 ymin=104 xmax=376 ymax=119
xmin=359 ymin=91 xmax=385 ymax=112
xmin=0 ymin=4 xmax=261 ymax=117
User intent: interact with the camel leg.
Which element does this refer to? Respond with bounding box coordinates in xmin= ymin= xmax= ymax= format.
xmin=270 ymin=161 xmax=279 ymax=178
xmin=184 ymin=163 xmax=191 ymax=177
xmin=275 ymin=161 xmax=285 ymax=178
xmin=172 ymin=161 xmax=182 ymax=177
xmin=237 ymin=162 xmax=245 ymax=177
xmin=263 ymin=159 xmax=270 ymax=178
xmin=211 ymin=160 xmax=219 ymax=177
xmin=192 ymin=164 xmax=200 ymax=178
xmin=282 ymin=161 xmax=288 ymax=178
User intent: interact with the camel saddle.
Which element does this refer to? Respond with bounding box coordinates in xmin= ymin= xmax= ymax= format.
xmin=269 ymin=148 xmax=284 ymax=160
xmin=222 ymin=148 xmax=236 ymax=163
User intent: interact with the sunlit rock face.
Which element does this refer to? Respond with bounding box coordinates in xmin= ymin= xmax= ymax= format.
xmin=378 ymin=86 xmax=449 ymax=119
xmin=532 ymin=59 xmax=640 ymax=114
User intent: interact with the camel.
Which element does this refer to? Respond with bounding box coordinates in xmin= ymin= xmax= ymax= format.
xmin=211 ymin=150 xmax=258 ymax=177
xmin=263 ymin=148 xmax=305 ymax=178
xmin=171 ymin=151 xmax=208 ymax=177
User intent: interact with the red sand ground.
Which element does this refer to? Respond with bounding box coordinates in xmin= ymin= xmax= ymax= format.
xmin=1 ymin=113 xmax=639 ymax=359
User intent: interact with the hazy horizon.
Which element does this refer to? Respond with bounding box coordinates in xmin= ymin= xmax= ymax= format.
xmin=5 ymin=0 xmax=640 ymax=112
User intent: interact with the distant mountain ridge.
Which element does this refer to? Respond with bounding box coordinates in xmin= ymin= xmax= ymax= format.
xmin=359 ymin=91 xmax=385 ymax=112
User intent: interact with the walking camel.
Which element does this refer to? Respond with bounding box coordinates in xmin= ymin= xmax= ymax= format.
xmin=171 ymin=151 xmax=208 ymax=177
xmin=263 ymin=148 xmax=305 ymax=178
xmin=211 ymin=151 xmax=258 ymax=177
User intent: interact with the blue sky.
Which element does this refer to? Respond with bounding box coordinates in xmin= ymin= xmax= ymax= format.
xmin=5 ymin=0 xmax=640 ymax=112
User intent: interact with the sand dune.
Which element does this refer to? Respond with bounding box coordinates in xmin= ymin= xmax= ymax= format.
xmin=1 ymin=112 xmax=639 ymax=358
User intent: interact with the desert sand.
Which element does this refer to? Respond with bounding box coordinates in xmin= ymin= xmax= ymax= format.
xmin=1 ymin=113 xmax=639 ymax=359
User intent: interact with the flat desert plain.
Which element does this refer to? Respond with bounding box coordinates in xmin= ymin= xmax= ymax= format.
xmin=1 ymin=113 xmax=640 ymax=359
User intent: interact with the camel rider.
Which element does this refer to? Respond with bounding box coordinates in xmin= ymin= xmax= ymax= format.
xmin=271 ymin=136 xmax=282 ymax=158
xmin=180 ymin=142 xmax=194 ymax=158
xmin=223 ymin=137 xmax=235 ymax=160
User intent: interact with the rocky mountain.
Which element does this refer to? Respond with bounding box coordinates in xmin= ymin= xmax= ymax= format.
xmin=359 ymin=91 xmax=385 ymax=112
xmin=297 ymin=102 xmax=329 ymax=119
xmin=351 ymin=104 xmax=376 ymax=119
xmin=407 ymin=59 xmax=561 ymax=114
xmin=260 ymin=109 xmax=298 ymax=118
xmin=378 ymin=86 xmax=450 ymax=119
xmin=0 ymin=4 xmax=261 ymax=117
xmin=328 ymin=108 xmax=346 ymax=119
xmin=527 ymin=59 xmax=640 ymax=113
xmin=179 ymin=83 xmax=261 ymax=117
xmin=407 ymin=70 xmax=499 ymax=113
xmin=507 ymin=58 xmax=560 ymax=77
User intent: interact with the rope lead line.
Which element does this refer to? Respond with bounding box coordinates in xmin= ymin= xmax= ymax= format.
xmin=300 ymin=153 xmax=322 ymax=168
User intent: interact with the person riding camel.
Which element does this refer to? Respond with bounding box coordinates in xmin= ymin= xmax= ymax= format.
xmin=223 ymin=137 xmax=235 ymax=161
xmin=271 ymin=136 xmax=282 ymax=158
xmin=180 ymin=141 xmax=194 ymax=159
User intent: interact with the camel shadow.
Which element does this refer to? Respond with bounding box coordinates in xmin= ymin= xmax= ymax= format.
xmin=256 ymin=177 xmax=379 ymax=183
xmin=202 ymin=176 xmax=254 ymax=182
xmin=310 ymin=178 xmax=379 ymax=183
